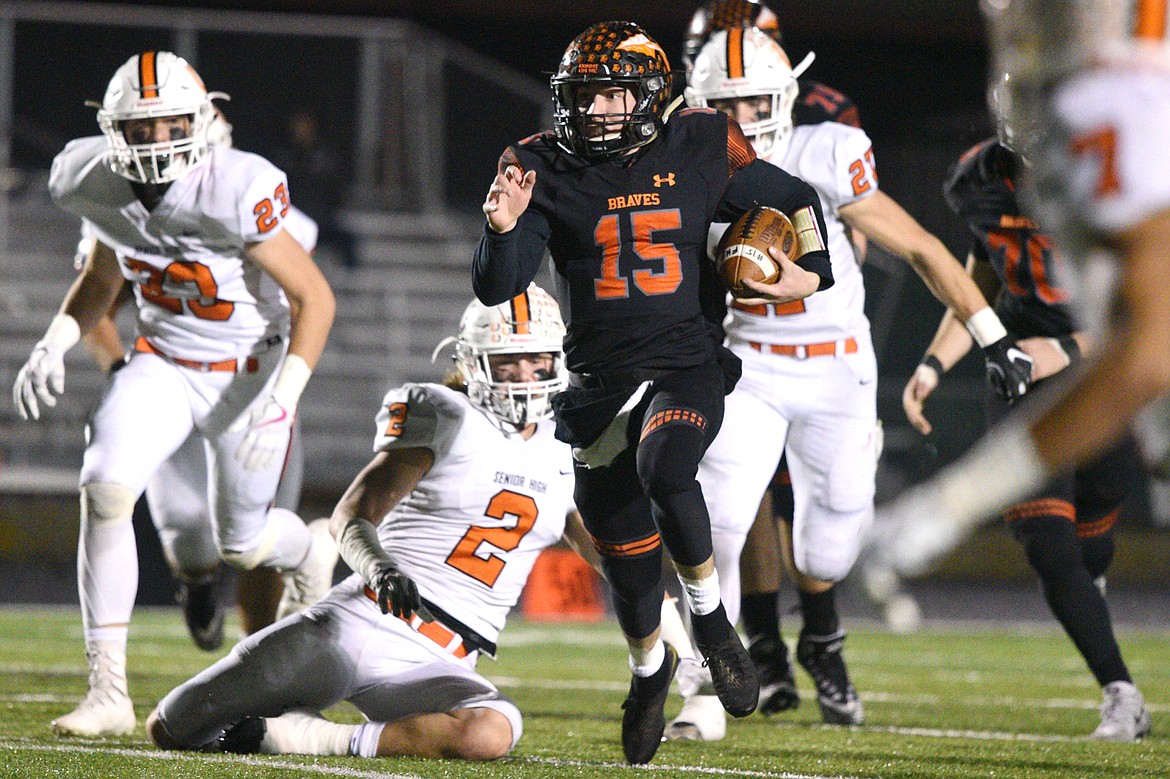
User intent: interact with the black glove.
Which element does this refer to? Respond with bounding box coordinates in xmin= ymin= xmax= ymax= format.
xmin=370 ymin=562 xmax=421 ymax=619
xmin=982 ymin=337 xmax=1034 ymax=402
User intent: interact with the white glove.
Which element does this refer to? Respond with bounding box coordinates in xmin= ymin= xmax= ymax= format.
xmin=12 ymin=314 xmax=80 ymax=421
xmin=229 ymin=395 xmax=294 ymax=471
xmin=229 ymin=353 xmax=312 ymax=471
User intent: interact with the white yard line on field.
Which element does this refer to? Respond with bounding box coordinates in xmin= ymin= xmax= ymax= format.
xmin=520 ymin=755 xmax=866 ymax=777
xmin=0 ymin=740 xmax=425 ymax=778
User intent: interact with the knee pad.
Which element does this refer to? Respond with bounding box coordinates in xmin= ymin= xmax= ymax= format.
xmin=793 ymin=507 xmax=869 ymax=583
xmin=81 ymin=482 xmax=137 ymax=528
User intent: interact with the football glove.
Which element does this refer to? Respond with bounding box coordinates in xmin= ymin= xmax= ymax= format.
xmin=982 ymin=337 xmax=1033 ymax=402
xmin=229 ymin=395 xmax=294 ymax=471
xmin=369 ymin=561 xmax=422 ymax=619
xmin=13 ymin=342 xmax=67 ymax=421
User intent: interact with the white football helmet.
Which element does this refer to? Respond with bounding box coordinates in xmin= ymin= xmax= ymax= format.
xmin=684 ymin=28 xmax=812 ymax=158
xmin=93 ymin=51 xmax=226 ymax=184
xmin=446 ymin=284 xmax=567 ymax=427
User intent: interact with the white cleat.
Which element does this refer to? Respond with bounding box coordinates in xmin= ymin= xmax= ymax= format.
xmin=278 ymin=518 xmax=339 ymax=620
xmin=1090 ymin=681 xmax=1152 ymax=742
xmin=664 ymin=694 xmax=726 ymax=741
xmin=51 ymin=646 xmax=136 ymax=737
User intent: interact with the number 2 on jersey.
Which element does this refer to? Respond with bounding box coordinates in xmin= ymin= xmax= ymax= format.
xmin=594 ymin=208 xmax=683 ymax=299
xmin=445 ymin=490 xmax=538 ymax=587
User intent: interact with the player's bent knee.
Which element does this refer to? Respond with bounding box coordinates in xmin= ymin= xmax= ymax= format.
xmin=81 ymin=482 xmax=137 ymax=527
xmin=219 ymin=529 xmax=279 ymax=571
xmin=146 ymin=708 xmax=186 ymax=751
xmin=452 ymin=708 xmax=515 ymax=760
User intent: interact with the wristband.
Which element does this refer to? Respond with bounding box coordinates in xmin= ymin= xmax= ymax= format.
xmin=920 ymin=354 xmax=945 ymax=376
xmin=42 ymin=314 xmax=81 ymax=352
xmin=964 ymin=307 xmax=1008 ymax=349
xmin=336 ymin=517 xmax=395 ymax=585
xmin=271 ymin=353 xmax=312 ymax=410
xmin=1057 ymin=335 xmax=1081 ymax=363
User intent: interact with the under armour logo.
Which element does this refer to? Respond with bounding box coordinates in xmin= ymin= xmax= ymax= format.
xmin=653 ymin=173 xmax=676 ymax=188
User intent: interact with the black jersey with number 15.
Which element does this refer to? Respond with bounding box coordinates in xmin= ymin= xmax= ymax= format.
xmin=474 ymin=108 xmax=831 ymax=375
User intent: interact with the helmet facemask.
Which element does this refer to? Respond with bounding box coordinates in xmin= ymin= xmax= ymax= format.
xmin=444 ymin=285 xmax=568 ymax=428
xmin=551 ymin=21 xmax=673 ymax=161
xmin=684 ymin=28 xmax=806 ymax=158
xmin=93 ymin=51 xmax=222 ymax=184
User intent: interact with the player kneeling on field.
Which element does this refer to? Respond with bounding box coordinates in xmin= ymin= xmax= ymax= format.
xmin=147 ymin=285 xmax=595 ymax=760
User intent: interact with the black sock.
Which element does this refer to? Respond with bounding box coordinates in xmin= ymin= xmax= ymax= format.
xmin=740 ymin=591 xmax=781 ymax=645
xmin=798 ymin=587 xmax=839 ymax=637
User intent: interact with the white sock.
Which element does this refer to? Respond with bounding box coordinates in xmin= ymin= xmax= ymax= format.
xmin=85 ymin=626 xmax=129 ymax=651
xmin=678 ymin=570 xmax=721 ymax=616
xmin=659 ymin=596 xmax=696 ymax=660
xmin=350 ymin=721 xmax=385 ymax=757
xmin=79 ymin=513 xmax=138 ymax=629
xmin=629 ymin=638 xmax=666 ymax=677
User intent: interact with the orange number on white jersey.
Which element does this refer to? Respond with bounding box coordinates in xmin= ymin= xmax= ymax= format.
xmin=383 ymin=402 xmax=408 ymax=438
xmin=253 ymin=182 xmax=292 ymax=234
xmin=124 ymin=257 xmax=235 ymax=321
xmin=1069 ymin=126 xmax=1121 ymax=199
xmin=445 ymin=490 xmax=538 ymax=587
xmin=848 ymin=148 xmax=877 ymax=197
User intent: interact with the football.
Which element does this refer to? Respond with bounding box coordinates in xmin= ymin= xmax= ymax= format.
xmin=716 ymin=206 xmax=798 ymax=296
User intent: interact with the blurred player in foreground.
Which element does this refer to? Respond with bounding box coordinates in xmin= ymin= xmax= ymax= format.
xmin=666 ymin=26 xmax=1031 ymax=740
xmin=872 ymin=0 xmax=1170 ymax=739
xmin=901 ymin=121 xmax=1150 ymax=740
xmin=148 ymin=286 xmax=593 ymax=761
xmin=13 ymin=51 xmax=336 ymax=737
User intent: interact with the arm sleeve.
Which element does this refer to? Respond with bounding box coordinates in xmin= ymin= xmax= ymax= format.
xmin=472 ymin=209 xmax=551 ymax=306
xmin=717 ymin=158 xmax=834 ymax=290
xmin=472 ymin=145 xmax=554 ymax=306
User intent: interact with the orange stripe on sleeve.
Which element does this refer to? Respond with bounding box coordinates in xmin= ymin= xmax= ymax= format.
xmin=140 ymin=51 xmax=158 ymax=98
xmin=727 ymin=27 xmax=745 ymax=79
xmin=1135 ymin=0 xmax=1168 ymax=40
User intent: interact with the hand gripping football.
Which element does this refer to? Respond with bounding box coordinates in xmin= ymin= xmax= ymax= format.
xmin=716 ymin=206 xmax=798 ymax=296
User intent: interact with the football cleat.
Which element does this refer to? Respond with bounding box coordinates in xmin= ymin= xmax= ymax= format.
xmin=664 ymin=693 xmax=726 ymax=741
xmin=748 ymin=635 xmax=800 ymax=715
xmin=621 ymin=643 xmax=679 ymax=764
xmin=796 ymin=630 xmax=863 ymax=726
xmin=51 ymin=644 xmax=136 ymax=737
xmin=178 ymin=571 xmax=225 ymax=652
xmin=1091 ymin=681 xmax=1152 ymax=742
xmin=692 ymin=607 xmax=759 ymax=718
xmin=277 ymin=518 xmax=339 ymax=620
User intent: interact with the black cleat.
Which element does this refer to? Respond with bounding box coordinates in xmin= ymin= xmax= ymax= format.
xmin=621 ymin=643 xmax=679 ymax=764
xmin=219 ymin=716 xmax=266 ymax=754
xmin=178 ymin=574 xmax=225 ymax=652
xmin=692 ymin=606 xmax=759 ymax=718
xmin=796 ymin=630 xmax=863 ymax=725
xmin=749 ymin=636 xmax=800 ymax=715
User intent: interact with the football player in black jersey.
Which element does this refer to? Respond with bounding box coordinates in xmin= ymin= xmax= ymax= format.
xmin=900 ymin=132 xmax=1152 ymax=741
xmin=473 ymin=21 xmax=833 ymax=764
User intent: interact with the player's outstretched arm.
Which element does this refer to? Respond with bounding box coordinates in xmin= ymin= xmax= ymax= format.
xmin=841 ymin=192 xmax=1032 ymax=401
xmin=330 ymin=447 xmax=435 ymax=619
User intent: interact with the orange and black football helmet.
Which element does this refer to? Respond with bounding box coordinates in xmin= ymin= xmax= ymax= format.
xmin=683 ymin=1 xmax=782 ymax=71
xmin=551 ymin=21 xmax=673 ymax=161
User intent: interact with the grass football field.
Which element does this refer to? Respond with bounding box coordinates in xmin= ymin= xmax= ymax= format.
xmin=0 ymin=605 xmax=1166 ymax=778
